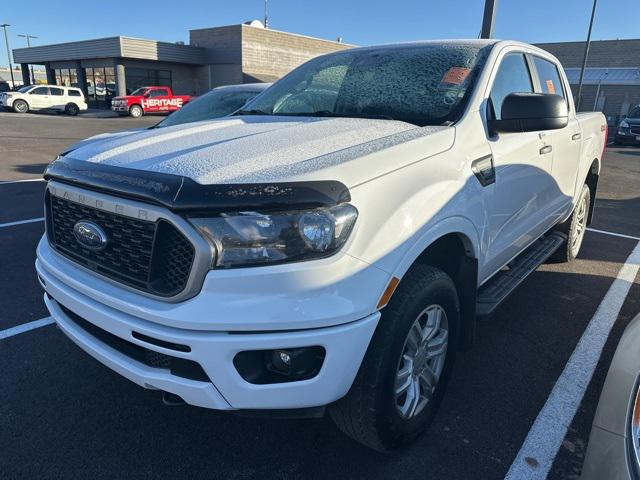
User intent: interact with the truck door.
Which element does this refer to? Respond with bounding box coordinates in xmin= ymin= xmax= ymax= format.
xmin=531 ymin=55 xmax=581 ymax=220
xmin=147 ymin=88 xmax=170 ymax=112
xmin=481 ymin=52 xmax=555 ymax=281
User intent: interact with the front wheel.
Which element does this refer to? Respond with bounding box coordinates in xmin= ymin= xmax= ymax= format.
xmin=553 ymin=183 xmax=590 ymax=263
xmin=12 ymin=99 xmax=29 ymax=113
xmin=329 ymin=265 xmax=460 ymax=452
xmin=129 ymin=105 xmax=143 ymax=118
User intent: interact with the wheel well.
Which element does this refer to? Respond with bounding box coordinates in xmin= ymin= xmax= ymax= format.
xmin=585 ymin=159 xmax=599 ymax=225
xmin=413 ymin=233 xmax=478 ymax=350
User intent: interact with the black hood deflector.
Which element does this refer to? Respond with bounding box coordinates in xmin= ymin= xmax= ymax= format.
xmin=44 ymin=157 xmax=351 ymax=214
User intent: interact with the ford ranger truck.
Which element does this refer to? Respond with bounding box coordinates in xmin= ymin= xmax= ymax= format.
xmin=110 ymin=86 xmax=191 ymax=118
xmin=37 ymin=40 xmax=607 ymax=452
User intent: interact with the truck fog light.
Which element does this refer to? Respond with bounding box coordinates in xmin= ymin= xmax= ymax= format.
xmin=277 ymin=350 xmax=291 ymax=366
xmin=233 ymin=346 xmax=326 ymax=384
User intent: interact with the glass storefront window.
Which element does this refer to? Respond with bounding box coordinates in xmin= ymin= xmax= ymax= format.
xmin=125 ymin=67 xmax=172 ymax=94
xmin=83 ymin=66 xmax=117 ymax=108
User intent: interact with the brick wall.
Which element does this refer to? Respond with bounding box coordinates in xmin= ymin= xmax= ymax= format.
xmin=188 ymin=24 xmax=352 ymax=92
xmin=240 ymin=25 xmax=352 ymax=82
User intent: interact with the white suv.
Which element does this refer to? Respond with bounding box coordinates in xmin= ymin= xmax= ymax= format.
xmin=0 ymin=84 xmax=88 ymax=115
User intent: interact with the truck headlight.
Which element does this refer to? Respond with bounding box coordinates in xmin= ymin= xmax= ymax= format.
xmin=620 ymin=120 xmax=630 ymax=129
xmin=188 ymin=203 xmax=358 ymax=268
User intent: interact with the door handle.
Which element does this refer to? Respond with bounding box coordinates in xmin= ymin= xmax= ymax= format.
xmin=539 ymin=145 xmax=553 ymax=155
xmin=572 ymin=133 xmax=581 ymax=141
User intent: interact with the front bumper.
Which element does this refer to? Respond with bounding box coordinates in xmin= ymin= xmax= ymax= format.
xmin=615 ymin=129 xmax=640 ymax=145
xmin=111 ymin=103 xmax=129 ymax=112
xmin=37 ymin=238 xmax=383 ymax=410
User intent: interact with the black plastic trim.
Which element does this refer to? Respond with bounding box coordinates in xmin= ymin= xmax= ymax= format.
xmin=44 ymin=157 xmax=351 ymax=213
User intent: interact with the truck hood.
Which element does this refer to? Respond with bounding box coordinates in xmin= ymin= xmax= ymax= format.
xmin=65 ymin=116 xmax=453 ymax=187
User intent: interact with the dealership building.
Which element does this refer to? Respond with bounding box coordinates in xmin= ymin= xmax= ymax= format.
xmin=11 ymin=22 xmax=351 ymax=108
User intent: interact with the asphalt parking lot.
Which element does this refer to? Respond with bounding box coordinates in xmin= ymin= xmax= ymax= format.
xmin=1 ymin=111 xmax=639 ymax=480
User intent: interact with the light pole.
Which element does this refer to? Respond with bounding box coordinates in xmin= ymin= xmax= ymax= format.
xmin=0 ymin=23 xmax=15 ymax=87
xmin=576 ymin=0 xmax=599 ymax=112
xmin=18 ymin=34 xmax=38 ymax=84
xmin=480 ymin=0 xmax=499 ymax=39
xmin=264 ymin=0 xmax=269 ymax=29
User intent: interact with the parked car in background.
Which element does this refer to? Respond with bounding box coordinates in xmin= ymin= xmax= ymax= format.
xmin=153 ymin=83 xmax=271 ymax=129
xmin=615 ymin=106 xmax=640 ymax=145
xmin=581 ymin=312 xmax=640 ymax=479
xmin=38 ymin=40 xmax=606 ymax=451
xmin=110 ymin=86 xmax=192 ymax=118
xmin=0 ymin=84 xmax=87 ymax=115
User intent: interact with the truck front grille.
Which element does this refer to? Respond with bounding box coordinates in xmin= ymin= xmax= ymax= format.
xmin=46 ymin=193 xmax=195 ymax=297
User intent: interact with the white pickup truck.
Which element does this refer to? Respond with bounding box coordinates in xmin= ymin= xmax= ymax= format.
xmin=37 ymin=40 xmax=607 ymax=451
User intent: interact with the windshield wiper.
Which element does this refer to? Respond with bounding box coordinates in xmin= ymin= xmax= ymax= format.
xmin=235 ymin=108 xmax=271 ymax=116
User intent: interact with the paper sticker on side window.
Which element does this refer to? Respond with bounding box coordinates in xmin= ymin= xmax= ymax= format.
xmin=441 ymin=67 xmax=471 ymax=85
xmin=545 ymin=79 xmax=556 ymax=94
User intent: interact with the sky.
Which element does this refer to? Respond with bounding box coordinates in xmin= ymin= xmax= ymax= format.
xmin=1 ymin=0 xmax=639 ymax=69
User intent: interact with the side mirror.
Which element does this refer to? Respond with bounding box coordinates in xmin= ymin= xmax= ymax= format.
xmin=489 ymin=93 xmax=568 ymax=133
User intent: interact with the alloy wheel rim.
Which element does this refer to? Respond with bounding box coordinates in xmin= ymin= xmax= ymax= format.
xmin=395 ymin=304 xmax=449 ymax=419
xmin=571 ymin=193 xmax=588 ymax=256
xmin=16 ymin=102 xmax=26 ymax=112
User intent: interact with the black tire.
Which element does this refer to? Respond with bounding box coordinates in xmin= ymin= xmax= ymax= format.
xmin=64 ymin=103 xmax=79 ymax=116
xmin=129 ymin=104 xmax=143 ymax=118
xmin=12 ymin=99 xmax=29 ymax=113
xmin=329 ymin=264 xmax=460 ymax=452
xmin=553 ymin=183 xmax=590 ymax=263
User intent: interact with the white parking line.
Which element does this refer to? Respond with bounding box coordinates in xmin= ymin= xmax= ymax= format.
xmin=0 ymin=217 xmax=44 ymax=228
xmin=0 ymin=317 xmax=54 ymax=340
xmin=587 ymin=227 xmax=640 ymax=242
xmin=505 ymin=240 xmax=640 ymax=480
xmin=0 ymin=178 xmax=45 ymax=184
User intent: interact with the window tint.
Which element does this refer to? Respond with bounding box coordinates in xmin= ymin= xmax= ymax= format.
xmin=68 ymin=89 xmax=82 ymax=97
xmin=533 ymin=56 xmax=565 ymax=98
xmin=50 ymin=87 xmax=64 ymax=96
xmin=148 ymin=89 xmax=167 ymax=98
xmin=490 ymin=53 xmax=533 ymax=119
xmin=31 ymin=87 xmax=49 ymax=95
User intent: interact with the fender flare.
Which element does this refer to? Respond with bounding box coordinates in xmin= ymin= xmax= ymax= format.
xmin=391 ymin=215 xmax=481 ymax=280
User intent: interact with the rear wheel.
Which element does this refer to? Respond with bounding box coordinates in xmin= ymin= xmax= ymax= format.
xmin=12 ymin=99 xmax=28 ymax=113
xmin=129 ymin=105 xmax=143 ymax=118
xmin=329 ymin=265 xmax=459 ymax=452
xmin=64 ymin=103 xmax=79 ymax=116
xmin=553 ymin=183 xmax=590 ymax=263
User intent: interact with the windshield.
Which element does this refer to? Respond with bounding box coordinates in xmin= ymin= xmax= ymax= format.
xmin=18 ymin=86 xmax=33 ymax=93
xmin=240 ymin=43 xmax=492 ymax=126
xmin=156 ymin=89 xmax=261 ymax=128
xmin=129 ymin=87 xmax=148 ymax=97
xmin=628 ymin=106 xmax=640 ymax=118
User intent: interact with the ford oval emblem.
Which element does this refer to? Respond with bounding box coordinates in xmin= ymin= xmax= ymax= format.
xmin=73 ymin=220 xmax=108 ymax=251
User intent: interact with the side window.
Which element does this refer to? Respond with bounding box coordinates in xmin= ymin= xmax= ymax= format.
xmin=50 ymin=87 xmax=64 ymax=96
xmin=31 ymin=87 xmax=50 ymax=95
xmin=533 ymin=56 xmax=565 ymax=98
xmin=489 ymin=53 xmax=534 ymax=120
xmin=68 ymin=90 xmax=81 ymax=97
xmin=148 ymin=89 xmax=166 ymax=98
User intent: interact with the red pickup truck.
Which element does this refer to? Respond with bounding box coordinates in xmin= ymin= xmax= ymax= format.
xmin=111 ymin=86 xmax=192 ymax=118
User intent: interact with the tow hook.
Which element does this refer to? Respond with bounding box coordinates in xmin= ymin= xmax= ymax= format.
xmin=162 ymin=391 xmax=186 ymax=407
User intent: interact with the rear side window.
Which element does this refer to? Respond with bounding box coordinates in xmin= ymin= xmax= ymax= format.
xmin=68 ymin=90 xmax=82 ymax=97
xmin=148 ymin=89 xmax=166 ymax=98
xmin=533 ymin=56 xmax=565 ymax=98
xmin=489 ymin=53 xmax=534 ymax=120
xmin=50 ymin=87 xmax=64 ymax=96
